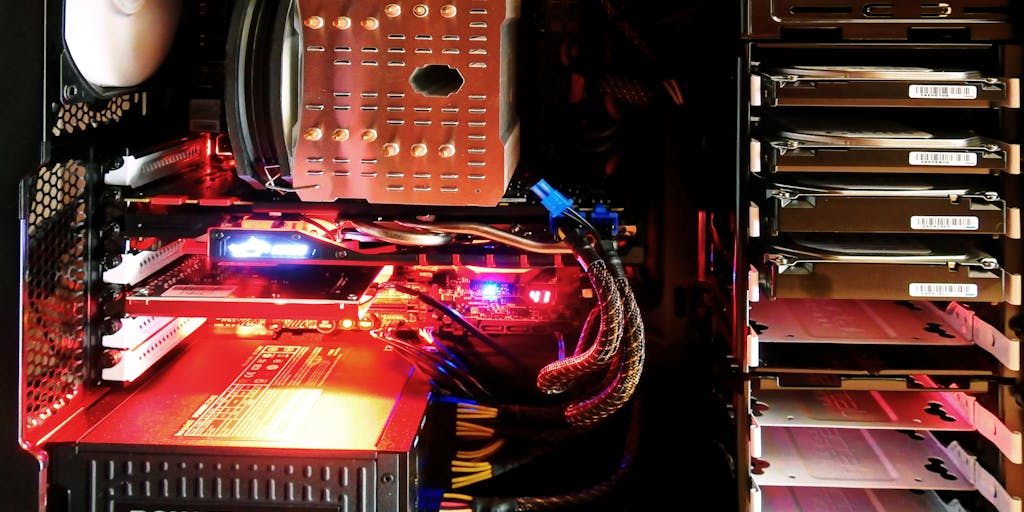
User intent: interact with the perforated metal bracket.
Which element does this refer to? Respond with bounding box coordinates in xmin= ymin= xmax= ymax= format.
xmin=952 ymin=392 xmax=1023 ymax=464
xmin=944 ymin=301 xmax=1022 ymax=371
xmin=948 ymin=441 xmax=1023 ymax=512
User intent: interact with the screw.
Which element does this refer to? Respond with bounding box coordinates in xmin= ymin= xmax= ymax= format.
xmin=384 ymin=3 xmax=401 ymax=17
xmin=303 ymin=127 xmax=323 ymax=141
xmin=332 ymin=128 xmax=350 ymax=142
xmin=63 ymin=84 xmax=78 ymax=99
xmin=102 ymin=254 xmax=123 ymax=270
xmin=382 ymin=142 xmax=400 ymax=157
xmin=304 ymin=16 xmax=324 ymax=29
xmin=362 ymin=17 xmax=380 ymax=30
xmin=333 ymin=16 xmax=352 ymax=29
xmin=411 ymin=143 xmax=428 ymax=157
xmin=381 ymin=473 xmax=395 ymax=484
xmin=438 ymin=144 xmax=456 ymax=158
xmin=335 ymin=250 xmax=348 ymax=258
xmin=440 ymin=4 xmax=456 ymax=17
xmin=361 ymin=129 xmax=378 ymax=142
xmin=412 ymin=4 xmax=428 ymax=16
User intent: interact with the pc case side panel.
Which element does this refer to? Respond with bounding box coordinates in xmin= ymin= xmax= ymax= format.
xmin=0 ymin=2 xmax=53 ymax=511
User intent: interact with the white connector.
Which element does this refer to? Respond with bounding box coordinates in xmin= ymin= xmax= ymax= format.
xmin=102 ymin=316 xmax=174 ymax=349
xmin=102 ymin=239 xmax=187 ymax=285
xmin=102 ymin=317 xmax=206 ymax=382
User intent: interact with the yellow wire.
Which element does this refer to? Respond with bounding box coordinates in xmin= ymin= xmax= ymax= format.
xmin=457 ymin=411 xmax=498 ymax=420
xmin=443 ymin=493 xmax=474 ymax=501
xmin=455 ymin=420 xmax=495 ymax=435
xmin=457 ymin=403 xmax=498 ymax=417
xmin=452 ymin=471 xmax=493 ymax=488
xmin=452 ymin=468 xmax=491 ymax=479
xmin=456 ymin=430 xmax=494 ymax=438
xmin=662 ymin=79 xmax=684 ymax=105
xmin=452 ymin=460 xmax=491 ymax=469
xmin=456 ymin=439 xmax=505 ymax=460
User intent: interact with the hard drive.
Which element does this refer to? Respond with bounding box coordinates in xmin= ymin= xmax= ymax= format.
xmin=745 ymin=0 xmax=1016 ymax=41
xmin=752 ymin=65 xmax=1019 ymax=108
xmin=753 ymin=174 xmax=1020 ymax=236
xmin=752 ymin=115 xmax=1020 ymax=175
xmin=758 ymin=234 xmax=1021 ymax=303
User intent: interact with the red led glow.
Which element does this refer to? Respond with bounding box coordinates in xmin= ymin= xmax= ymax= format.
xmin=527 ymin=288 xmax=554 ymax=305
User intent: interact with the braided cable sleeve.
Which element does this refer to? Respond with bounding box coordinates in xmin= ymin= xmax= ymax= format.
xmin=572 ymin=306 xmax=601 ymax=357
xmin=512 ymin=399 xmax=643 ymax=512
xmin=535 ymin=260 xmax=624 ymax=394
xmin=564 ymin=277 xmax=645 ymax=429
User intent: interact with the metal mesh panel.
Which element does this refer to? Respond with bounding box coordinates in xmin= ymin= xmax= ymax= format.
xmin=23 ymin=161 xmax=89 ymax=433
xmin=51 ymin=93 xmax=143 ymax=136
xmin=87 ymin=454 xmax=377 ymax=508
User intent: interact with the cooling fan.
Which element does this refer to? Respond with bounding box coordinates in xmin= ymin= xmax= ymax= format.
xmin=61 ymin=0 xmax=183 ymax=103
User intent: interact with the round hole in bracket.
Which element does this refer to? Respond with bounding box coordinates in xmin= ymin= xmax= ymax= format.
xmin=409 ymin=64 xmax=464 ymax=97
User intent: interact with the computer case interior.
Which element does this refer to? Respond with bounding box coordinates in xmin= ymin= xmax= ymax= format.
xmin=1 ymin=1 xmax=1022 ymax=512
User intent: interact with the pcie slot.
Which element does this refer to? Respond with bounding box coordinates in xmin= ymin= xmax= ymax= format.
xmin=103 ymin=134 xmax=210 ymax=188
xmin=101 ymin=317 xmax=206 ymax=383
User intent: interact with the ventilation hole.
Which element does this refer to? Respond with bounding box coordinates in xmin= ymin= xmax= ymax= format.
xmin=409 ymin=64 xmax=464 ymax=97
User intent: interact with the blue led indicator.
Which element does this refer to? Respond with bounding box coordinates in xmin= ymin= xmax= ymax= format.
xmin=226 ymin=236 xmax=310 ymax=259
xmin=479 ymin=283 xmax=501 ymax=301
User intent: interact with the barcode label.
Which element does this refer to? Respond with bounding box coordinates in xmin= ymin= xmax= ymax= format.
xmin=909 ymin=151 xmax=978 ymax=167
xmin=163 ymin=285 xmax=237 ymax=297
xmin=909 ymin=84 xmax=978 ymax=99
xmin=909 ymin=283 xmax=978 ymax=298
xmin=910 ymin=216 xmax=980 ymax=231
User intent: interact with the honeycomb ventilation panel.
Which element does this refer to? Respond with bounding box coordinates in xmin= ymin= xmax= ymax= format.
xmin=293 ymin=0 xmax=520 ymax=206
xmin=22 ymin=161 xmax=89 ymax=437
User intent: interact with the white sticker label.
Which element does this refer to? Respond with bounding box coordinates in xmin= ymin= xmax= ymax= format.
xmin=911 ymin=216 xmax=980 ymax=231
xmin=909 ymin=151 xmax=978 ymax=167
xmin=909 ymin=84 xmax=978 ymax=99
xmin=909 ymin=283 xmax=979 ymax=298
xmin=162 ymin=285 xmax=237 ymax=297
